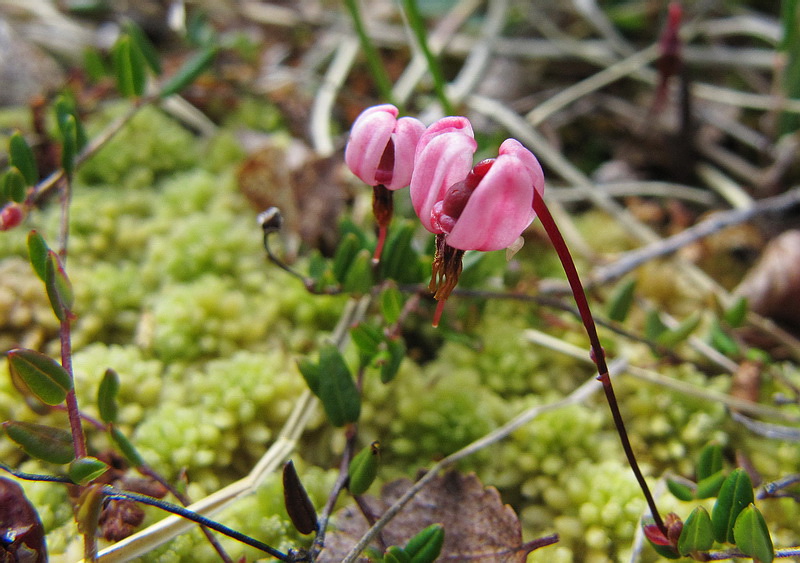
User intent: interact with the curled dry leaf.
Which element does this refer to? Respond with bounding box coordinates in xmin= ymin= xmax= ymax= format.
xmin=0 ymin=477 xmax=47 ymax=563
xmin=734 ymin=230 xmax=800 ymax=328
xmin=319 ymin=470 xmax=540 ymax=562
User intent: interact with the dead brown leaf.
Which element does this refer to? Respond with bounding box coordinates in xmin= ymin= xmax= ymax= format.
xmin=236 ymin=140 xmax=349 ymax=260
xmin=734 ymin=230 xmax=800 ymax=328
xmin=319 ymin=470 xmax=540 ymax=562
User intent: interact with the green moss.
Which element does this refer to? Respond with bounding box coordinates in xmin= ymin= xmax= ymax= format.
xmin=78 ymin=104 xmax=199 ymax=189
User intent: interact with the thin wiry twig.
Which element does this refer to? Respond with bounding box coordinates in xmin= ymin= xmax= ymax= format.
xmin=590 ymin=186 xmax=800 ymax=286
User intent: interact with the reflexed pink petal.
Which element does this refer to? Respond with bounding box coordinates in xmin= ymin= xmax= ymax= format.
xmin=447 ymin=140 xmax=542 ymax=251
xmin=410 ymin=117 xmax=476 ymax=233
xmin=384 ymin=116 xmax=425 ymax=190
xmin=345 ymin=105 xmax=398 ymax=186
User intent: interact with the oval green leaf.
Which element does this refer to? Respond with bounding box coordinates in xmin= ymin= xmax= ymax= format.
xmin=69 ymin=456 xmax=110 ymax=485
xmin=7 ymin=348 xmax=72 ymax=405
xmin=379 ymin=338 xmax=405 ymax=384
xmin=3 ymin=167 xmax=28 ymax=203
xmin=27 ymin=230 xmax=49 ymax=281
xmin=113 ymin=35 xmax=147 ymax=97
xmin=342 ymin=249 xmax=373 ymax=295
xmin=383 ymin=545 xmax=411 ymax=563
xmin=711 ymin=468 xmax=754 ymax=543
xmin=109 ymin=425 xmax=144 ymax=467
xmin=159 ymin=45 xmax=217 ymax=98
xmin=645 ymin=309 xmax=668 ymax=341
xmin=332 ymin=233 xmax=361 ymax=284
xmin=697 ymin=444 xmax=724 ymax=481
xmin=384 ymin=546 xmax=411 ymax=563
xmin=405 ymin=523 xmax=445 ymax=563
xmin=724 ymin=296 xmax=749 ymax=328
xmin=381 ymin=286 xmax=404 ymax=325
xmin=733 ymin=504 xmax=774 ymax=563
xmin=45 ymin=250 xmax=74 ymax=320
xmin=696 ymin=469 xmax=727 ymax=500
xmin=657 ymin=312 xmax=701 ymax=347
xmin=666 ymin=478 xmax=695 ymax=502
xmin=97 ymin=368 xmax=120 ymax=424
xmin=678 ymin=506 xmax=714 ymax=556
xmin=3 ymin=421 xmax=75 ymax=464
xmin=606 ymin=278 xmax=636 ymax=323
xmin=9 ymin=132 xmax=38 ymax=186
xmin=123 ymin=21 xmax=162 ymax=75
xmin=348 ymin=441 xmax=380 ymax=496
xmin=316 ymin=344 xmax=360 ymax=427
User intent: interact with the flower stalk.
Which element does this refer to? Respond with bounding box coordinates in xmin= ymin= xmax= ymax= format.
xmin=533 ymin=195 xmax=667 ymax=537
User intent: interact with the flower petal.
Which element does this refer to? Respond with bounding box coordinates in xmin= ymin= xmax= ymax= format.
xmin=384 ymin=116 xmax=425 ymax=190
xmin=410 ymin=117 xmax=476 ymax=233
xmin=344 ymin=105 xmax=398 ymax=186
xmin=447 ymin=140 xmax=542 ymax=251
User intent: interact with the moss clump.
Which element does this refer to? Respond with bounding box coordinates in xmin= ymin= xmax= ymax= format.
xmin=77 ymin=104 xmax=200 ymax=190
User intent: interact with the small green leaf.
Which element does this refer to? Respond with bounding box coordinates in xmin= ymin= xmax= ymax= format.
xmin=3 ymin=421 xmax=75 ymax=464
xmin=332 ymin=233 xmax=361 ymax=284
xmin=9 ymin=132 xmax=38 ymax=185
xmin=381 ymin=286 xmax=404 ymax=325
xmin=696 ymin=469 xmax=727 ymax=500
xmin=54 ymin=96 xmax=87 ymax=152
xmin=678 ymin=506 xmax=714 ymax=556
xmin=657 ymin=312 xmax=701 ymax=347
xmin=666 ymin=478 xmax=695 ymax=502
xmin=645 ymin=310 xmax=668 ymax=341
xmin=379 ymin=338 xmax=405 ymax=384
xmin=83 ymin=48 xmax=109 ymax=82
xmin=159 ymin=45 xmax=218 ymax=98
xmin=75 ymin=484 xmax=105 ymax=537
xmin=282 ymin=460 xmax=318 ymax=535
xmin=316 ymin=344 xmax=360 ymax=427
xmin=68 ymin=456 xmax=110 ymax=485
xmin=297 ymin=357 xmax=321 ymax=395
xmin=113 ymin=35 xmax=147 ymax=97
xmin=342 ymin=249 xmax=374 ymax=295
xmin=2 ymin=167 xmax=27 ymax=203
xmin=58 ymin=114 xmax=77 ymax=176
xmin=383 ymin=546 xmax=411 ymax=563
xmin=711 ymin=468 xmax=754 ymax=543
xmin=348 ymin=441 xmax=380 ymax=495
xmin=351 ymin=323 xmax=382 ymax=366
xmin=7 ymin=348 xmax=72 ymax=405
xmin=697 ymin=444 xmax=724 ymax=481
xmin=404 ymin=523 xmax=445 ymax=563
xmin=606 ymin=278 xmax=637 ymax=322
xmin=733 ymin=504 xmax=774 ymax=563
xmin=109 ymin=425 xmax=144 ymax=467
xmin=710 ymin=319 xmax=739 ymax=356
xmin=97 ymin=368 xmax=120 ymax=424
xmin=724 ymin=297 xmax=748 ymax=328
xmin=123 ymin=21 xmax=162 ymax=75
xmin=45 ymin=250 xmax=74 ymax=321
xmin=27 ymin=230 xmax=49 ymax=281
xmin=380 ymin=221 xmax=423 ymax=284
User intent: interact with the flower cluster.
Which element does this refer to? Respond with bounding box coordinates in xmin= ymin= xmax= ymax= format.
xmin=345 ymin=105 xmax=545 ymax=325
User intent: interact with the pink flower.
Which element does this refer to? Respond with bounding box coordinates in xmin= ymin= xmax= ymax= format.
xmin=412 ymin=126 xmax=545 ymax=251
xmin=345 ymin=104 xmax=425 ymax=191
xmin=410 ymin=116 xmax=477 ymax=233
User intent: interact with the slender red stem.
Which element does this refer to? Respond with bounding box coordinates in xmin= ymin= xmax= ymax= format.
xmin=533 ymin=196 xmax=667 ymax=537
xmin=60 ymin=319 xmax=87 ymax=459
